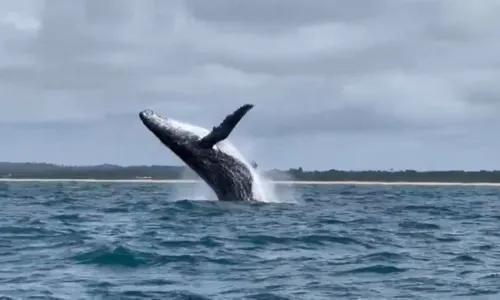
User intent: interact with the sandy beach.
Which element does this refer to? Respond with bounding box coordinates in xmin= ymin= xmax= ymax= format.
xmin=0 ymin=178 xmax=498 ymax=187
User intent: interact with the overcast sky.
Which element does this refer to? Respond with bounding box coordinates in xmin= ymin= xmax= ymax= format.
xmin=0 ymin=0 xmax=499 ymax=171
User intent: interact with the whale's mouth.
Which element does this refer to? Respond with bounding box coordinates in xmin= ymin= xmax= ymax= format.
xmin=139 ymin=110 xmax=171 ymax=131
xmin=139 ymin=109 xmax=153 ymax=118
xmin=139 ymin=109 xmax=167 ymax=121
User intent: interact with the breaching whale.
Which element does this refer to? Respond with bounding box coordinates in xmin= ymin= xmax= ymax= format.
xmin=139 ymin=104 xmax=259 ymax=202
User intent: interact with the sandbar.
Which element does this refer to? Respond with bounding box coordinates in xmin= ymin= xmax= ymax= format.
xmin=0 ymin=178 xmax=498 ymax=187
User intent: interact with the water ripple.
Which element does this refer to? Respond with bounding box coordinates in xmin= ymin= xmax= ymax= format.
xmin=0 ymin=182 xmax=499 ymax=299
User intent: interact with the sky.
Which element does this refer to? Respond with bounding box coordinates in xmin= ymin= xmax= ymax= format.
xmin=0 ymin=0 xmax=500 ymax=171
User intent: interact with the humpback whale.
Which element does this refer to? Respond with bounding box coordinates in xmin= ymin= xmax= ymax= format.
xmin=139 ymin=104 xmax=259 ymax=202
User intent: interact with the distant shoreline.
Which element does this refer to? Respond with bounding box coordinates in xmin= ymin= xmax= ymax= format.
xmin=1 ymin=162 xmax=499 ymax=183
xmin=0 ymin=178 xmax=499 ymax=187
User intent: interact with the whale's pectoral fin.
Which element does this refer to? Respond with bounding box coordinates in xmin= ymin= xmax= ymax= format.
xmin=199 ymin=104 xmax=254 ymax=148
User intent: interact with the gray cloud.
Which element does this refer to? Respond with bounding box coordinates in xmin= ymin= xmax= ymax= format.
xmin=185 ymin=0 xmax=389 ymax=29
xmin=0 ymin=0 xmax=499 ymax=170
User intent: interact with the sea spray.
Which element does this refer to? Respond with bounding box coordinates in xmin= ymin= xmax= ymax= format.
xmin=264 ymin=168 xmax=302 ymax=204
xmin=228 ymin=136 xmax=300 ymax=204
xmin=171 ymin=167 xmax=216 ymax=201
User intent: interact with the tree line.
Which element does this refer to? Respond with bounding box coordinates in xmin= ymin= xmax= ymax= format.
xmin=0 ymin=162 xmax=499 ymax=182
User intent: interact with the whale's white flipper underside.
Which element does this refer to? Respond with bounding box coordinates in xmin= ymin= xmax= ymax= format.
xmin=198 ymin=104 xmax=254 ymax=149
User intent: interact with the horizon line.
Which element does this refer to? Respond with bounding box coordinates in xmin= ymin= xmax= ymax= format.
xmin=0 ymin=161 xmax=499 ymax=173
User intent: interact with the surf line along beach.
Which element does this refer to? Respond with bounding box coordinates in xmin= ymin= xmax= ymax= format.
xmin=0 ymin=178 xmax=499 ymax=187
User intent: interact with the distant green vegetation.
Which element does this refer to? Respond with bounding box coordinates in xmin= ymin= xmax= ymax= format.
xmin=0 ymin=162 xmax=499 ymax=183
xmin=278 ymin=167 xmax=500 ymax=183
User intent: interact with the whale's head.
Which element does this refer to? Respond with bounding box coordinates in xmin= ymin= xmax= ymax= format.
xmin=139 ymin=109 xmax=201 ymax=155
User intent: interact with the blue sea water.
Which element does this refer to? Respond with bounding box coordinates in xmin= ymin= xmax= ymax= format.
xmin=0 ymin=182 xmax=499 ymax=299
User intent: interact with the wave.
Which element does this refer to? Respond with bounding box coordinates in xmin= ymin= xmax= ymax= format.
xmin=72 ymin=244 xmax=237 ymax=268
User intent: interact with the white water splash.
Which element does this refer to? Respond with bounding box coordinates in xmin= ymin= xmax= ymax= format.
xmin=171 ymin=166 xmax=216 ymax=201
xmin=167 ymin=119 xmax=282 ymax=203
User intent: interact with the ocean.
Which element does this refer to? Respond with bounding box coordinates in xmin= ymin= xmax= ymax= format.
xmin=0 ymin=181 xmax=499 ymax=300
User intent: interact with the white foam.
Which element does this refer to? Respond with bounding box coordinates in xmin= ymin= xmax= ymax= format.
xmin=167 ymin=119 xmax=280 ymax=203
